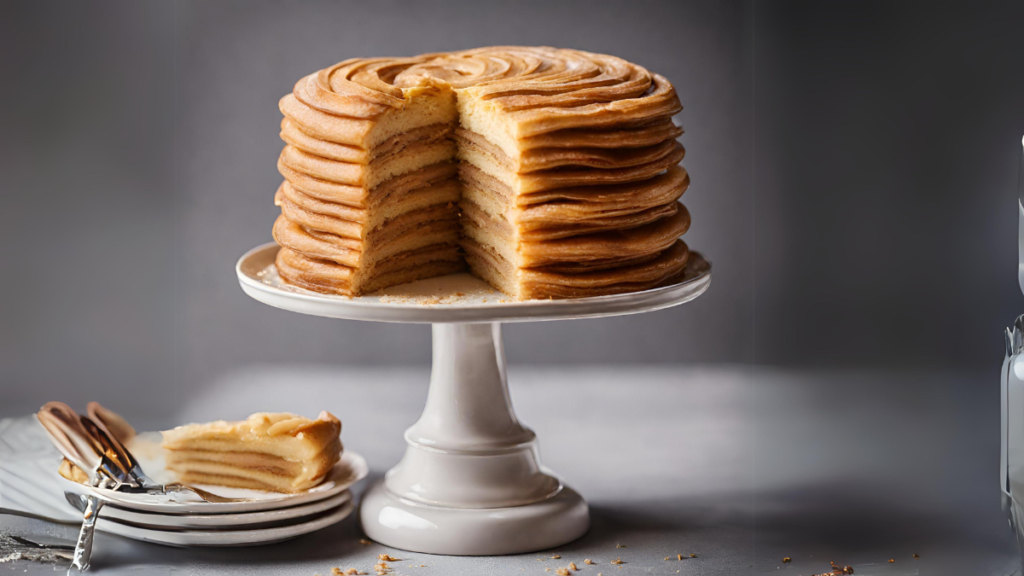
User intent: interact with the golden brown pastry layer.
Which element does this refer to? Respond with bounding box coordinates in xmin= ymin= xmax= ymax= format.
xmin=276 ymin=245 xmax=465 ymax=296
xmin=463 ymin=238 xmax=691 ymax=300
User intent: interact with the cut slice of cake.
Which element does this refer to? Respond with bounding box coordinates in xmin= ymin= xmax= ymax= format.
xmin=161 ymin=411 xmax=342 ymax=493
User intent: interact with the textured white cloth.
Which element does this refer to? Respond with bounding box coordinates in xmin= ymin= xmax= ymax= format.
xmin=0 ymin=416 xmax=80 ymax=522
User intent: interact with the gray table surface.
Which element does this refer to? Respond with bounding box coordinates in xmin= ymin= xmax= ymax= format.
xmin=1 ymin=365 xmax=1020 ymax=575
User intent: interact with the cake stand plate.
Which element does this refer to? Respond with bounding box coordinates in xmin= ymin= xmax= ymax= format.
xmin=236 ymin=242 xmax=711 ymax=555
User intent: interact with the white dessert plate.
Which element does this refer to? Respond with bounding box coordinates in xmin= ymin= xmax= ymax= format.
xmin=236 ymin=242 xmax=712 ymax=324
xmin=91 ymin=490 xmax=352 ymax=528
xmin=96 ymin=500 xmax=355 ymax=547
xmin=59 ymin=450 xmax=368 ymax=514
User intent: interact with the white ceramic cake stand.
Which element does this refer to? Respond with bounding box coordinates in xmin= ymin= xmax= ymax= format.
xmin=235 ymin=242 xmax=711 ymax=555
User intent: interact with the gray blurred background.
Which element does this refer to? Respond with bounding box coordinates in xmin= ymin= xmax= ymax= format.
xmin=0 ymin=0 xmax=1022 ymax=422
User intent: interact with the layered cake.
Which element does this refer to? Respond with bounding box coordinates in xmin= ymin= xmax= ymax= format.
xmin=161 ymin=412 xmax=342 ymax=493
xmin=272 ymin=46 xmax=693 ymax=299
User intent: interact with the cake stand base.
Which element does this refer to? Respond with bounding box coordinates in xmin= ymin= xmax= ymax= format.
xmin=358 ymin=322 xmax=589 ymax=555
xmin=360 ymin=481 xmax=589 ymax=556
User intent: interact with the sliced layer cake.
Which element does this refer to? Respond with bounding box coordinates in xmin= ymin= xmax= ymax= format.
xmin=271 ymin=46 xmax=695 ymax=300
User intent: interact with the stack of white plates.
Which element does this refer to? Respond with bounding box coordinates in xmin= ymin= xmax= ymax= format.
xmin=57 ymin=451 xmax=368 ymax=547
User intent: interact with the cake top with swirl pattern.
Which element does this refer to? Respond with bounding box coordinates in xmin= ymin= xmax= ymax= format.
xmin=287 ymin=46 xmax=681 ymax=137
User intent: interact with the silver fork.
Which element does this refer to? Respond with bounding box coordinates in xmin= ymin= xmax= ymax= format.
xmin=37 ymin=402 xmax=115 ymax=573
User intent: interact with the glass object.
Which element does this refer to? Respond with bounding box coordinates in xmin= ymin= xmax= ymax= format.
xmin=1005 ymin=136 xmax=1024 ymax=562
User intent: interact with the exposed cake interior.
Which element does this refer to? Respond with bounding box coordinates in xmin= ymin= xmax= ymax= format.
xmin=273 ymin=76 xmax=691 ymax=299
xmin=275 ymin=86 xmax=465 ymax=296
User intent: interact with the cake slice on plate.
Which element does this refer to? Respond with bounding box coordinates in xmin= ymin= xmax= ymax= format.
xmin=161 ymin=411 xmax=342 ymax=493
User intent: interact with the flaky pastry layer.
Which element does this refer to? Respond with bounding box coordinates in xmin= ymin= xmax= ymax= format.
xmin=161 ymin=412 xmax=342 ymax=493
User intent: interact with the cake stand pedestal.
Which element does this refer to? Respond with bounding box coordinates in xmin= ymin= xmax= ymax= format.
xmin=236 ymin=243 xmax=711 ymax=555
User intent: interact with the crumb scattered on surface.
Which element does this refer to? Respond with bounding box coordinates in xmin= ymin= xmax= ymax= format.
xmin=556 ymin=569 xmax=570 ymax=576
xmin=812 ymin=564 xmax=854 ymax=575
xmin=373 ymin=561 xmax=390 ymax=575
xmin=610 ymin=558 xmax=624 ymax=565
xmin=359 ymin=539 xmax=372 ymax=546
xmin=569 ymin=562 xmax=578 ymax=571
xmin=378 ymin=555 xmax=400 ymax=562
xmin=377 ymin=289 xmax=498 ymax=306
xmin=688 ymin=553 xmax=697 ymax=558
xmin=0 ymin=534 xmax=73 ymax=565
xmin=615 ymin=544 xmax=626 ymax=549
xmin=677 ymin=554 xmax=683 ymax=561
xmin=584 ymin=559 xmax=594 ymax=565
xmin=913 ymin=553 xmax=919 ymax=559
xmin=664 ymin=556 xmax=670 ymax=561
xmin=551 ymin=555 xmax=561 ymax=559
xmin=332 ymin=569 xmax=365 ymax=576
xmin=889 ymin=559 xmax=894 ymax=563
xmin=782 ymin=557 xmax=791 ymax=563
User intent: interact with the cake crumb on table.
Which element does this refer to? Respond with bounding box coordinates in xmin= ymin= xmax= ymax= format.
xmin=378 ymin=555 xmax=400 ymax=562
xmin=677 ymin=554 xmax=683 ymax=561
xmin=550 ymin=555 xmax=561 ymax=559
xmin=689 ymin=553 xmax=697 ymax=558
xmin=556 ymin=569 xmax=571 ymax=576
xmin=913 ymin=553 xmax=920 ymax=559
xmin=332 ymin=569 xmax=365 ymax=576
xmin=817 ymin=561 xmax=855 ymax=575
xmin=569 ymin=562 xmax=578 ymax=571
xmin=584 ymin=559 xmax=594 ymax=565
xmin=782 ymin=557 xmax=792 ymax=563
xmin=610 ymin=558 xmax=624 ymax=565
